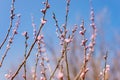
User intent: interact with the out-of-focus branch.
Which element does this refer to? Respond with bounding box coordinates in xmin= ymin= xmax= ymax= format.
xmin=103 ymin=51 xmax=109 ymax=80
xmin=22 ymin=31 xmax=29 ymax=80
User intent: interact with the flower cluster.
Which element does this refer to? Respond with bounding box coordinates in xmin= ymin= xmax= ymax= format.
xmin=40 ymin=0 xmax=50 ymax=25
xmin=88 ymin=8 xmax=97 ymax=54
xmin=32 ymin=34 xmax=49 ymax=80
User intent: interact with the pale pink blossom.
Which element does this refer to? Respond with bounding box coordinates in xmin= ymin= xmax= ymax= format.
xmin=80 ymin=68 xmax=89 ymax=78
xmin=17 ymin=14 xmax=21 ymax=17
xmin=81 ymin=39 xmax=88 ymax=46
xmin=89 ymin=42 xmax=93 ymax=48
xmin=103 ymin=65 xmax=110 ymax=73
xmin=79 ymin=31 xmax=84 ymax=35
xmin=37 ymin=35 xmax=44 ymax=41
xmin=41 ymin=9 xmax=46 ymax=14
xmin=13 ymin=29 xmax=18 ymax=34
xmin=40 ymin=77 xmax=46 ymax=80
xmin=106 ymin=65 xmax=110 ymax=71
xmin=9 ymin=38 xmax=13 ymax=43
xmin=22 ymin=31 xmax=27 ymax=36
xmin=57 ymin=71 xmax=63 ymax=79
xmin=90 ymin=10 xmax=94 ymax=16
xmin=46 ymin=4 xmax=50 ymax=8
xmin=80 ymin=72 xmax=85 ymax=78
xmin=65 ymin=38 xmax=71 ymax=43
xmin=41 ymin=48 xmax=46 ymax=53
xmin=99 ymin=72 xmax=103 ymax=77
xmin=22 ymin=75 xmax=26 ymax=79
xmin=41 ymin=18 xmax=47 ymax=25
xmin=86 ymin=54 xmax=90 ymax=61
xmin=80 ymin=24 xmax=84 ymax=28
xmin=6 ymin=44 xmax=10 ymax=49
xmin=72 ymin=25 xmax=77 ymax=33
xmin=32 ymin=74 xmax=36 ymax=78
xmin=5 ymin=74 xmax=11 ymax=79
xmin=31 ymin=67 xmax=35 ymax=73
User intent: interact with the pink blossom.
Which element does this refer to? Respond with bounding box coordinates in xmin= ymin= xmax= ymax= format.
xmin=90 ymin=17 xmax=94 ymax=21
xmin=47 ymin=4 xmax=50 ymax=8
xmin=86 ymin=54 xmax=90 ymax=61
xmin=17 ymin=14 xmax=21 ymax=17
xmin=91 ymin=10 xmax=94 ymax=16
xmin=88 ymin=42 xmax=93 ymax=48
xmin=57 ymin=71 xmax=63 ymax=79
xmin=5 ymin=74 xmax=11 ymax=79
xmin=90 ymin=23 xmax=95 ymax=27
xmin=22 ymin=75 xmax=26 ymax=79
xmin=65 ymin=38 xmax=71 ymax=43
xmin=99 ymin=72 xmax=103 ymax=76
xmin=79 ymin=31 xmax=84 ymax=35
xmin=41 ymin=48 xmax=46 ymax=53
xmin=40 ymin=77 xmax=46 ymax=80
xmin=106 ymin=65 xmax=110 ymax=71
xmin=9 ymin=38 xmax=13 ymax=43
xmin=41 ymin=18 xmax=47 ymax=25
xmin=22 ymin=31 xmax=27 ymax=36
xmin=37 ymin=36 xmax=41 ymax=40
xmin=32 ymin=23 xmax=36 ymax=28
xmin=80 ymin=24 xmax=84 ymax=28
xmin=41 ymin=9 xmax=46 ymax=14
xmin=6 ymin=44 xmax=10 ymax=49
xmin=72 ymin=24 xmax=77 ymax=33
xmin=80 ymin=72 xmax=85 ymax=78
xmin=81 ymin=39 xmax=88 ymax=46
xmin=13 ymin=29 xmax=18 ymax=34
xmin=32 ymin=74 xmax=36 ymax=79
xmin=37 ymin=35 xmax=44 ymax=41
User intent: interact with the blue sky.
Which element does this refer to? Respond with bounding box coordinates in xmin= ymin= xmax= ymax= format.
xmin=0 ymin=0 xmax=120 ymax=79
xmin=0 ymin=0 xmax=120 ymax=38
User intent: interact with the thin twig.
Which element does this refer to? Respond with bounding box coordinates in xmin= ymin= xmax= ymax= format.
xmin=0 ymin=15 xmax=20 ymax=67
xmin=74 ymin=0 xmax=97 ymax=79
xmin=34 ymin=53 xmax=39 ymax=80
xmin=22 ymin=32 xmax=29 ymax=80
xmin=0 ymin=0 xmax=15 ymax=50
xmin=64 ymin=43 xmax=70 ymax=80
xmin=49 ymin=51 xmax=65 ymax=80
xmin=103 ymin=51 xmax=108 ymax=80
xmin=74 ymin=20 xmax=88 ymax=80
xmin=52 ymin=12 xmax=62 ymax=34
xmin=80 ymin=20 xmax=88 ymax=80
xmin=64 ymin=0 xmax=71 ymax=80
xmin=11 ymin=0 xmax=49 ymax=79
xmin=64 ymin=0 xmax=70 ymax=29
